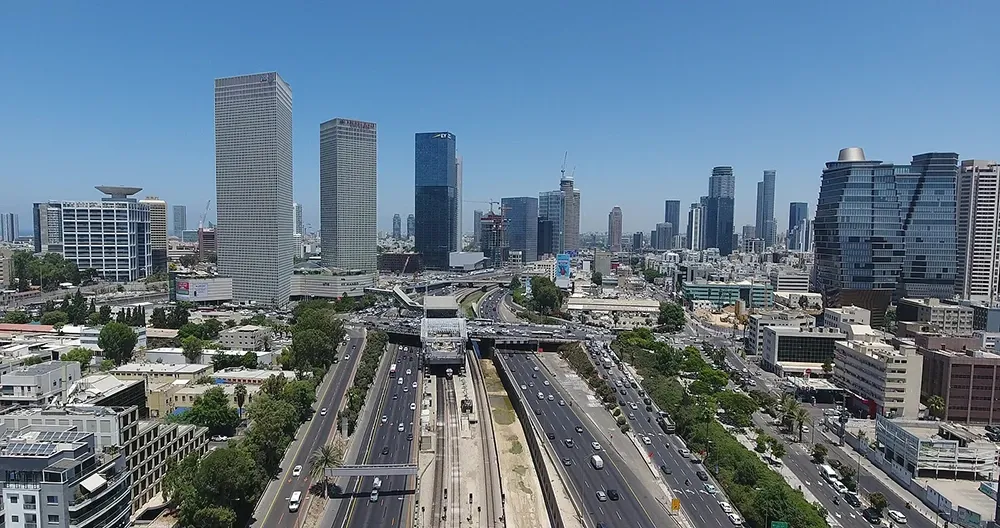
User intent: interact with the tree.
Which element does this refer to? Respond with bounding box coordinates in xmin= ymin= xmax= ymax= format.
xmin=926 ymin=395 xmax=945 ymax=420
xmin=281 ymin=380 xmax=317 ymax=422
xmin=509 ymin=276 xmax=521 ymax=290
xmin=529 ymin=276 xmax=563 ymax=314
xmin=191 ymin=507 xmax=237 ymax=528
xmin=591 ymin=271 xmax=603 ymax=286
xmin=716 ymin=392 xmax=758 ymax=427
xmin=86 ymin=312 xmax=102 ymax=326
xmin=195 ymin=447 xmax=264 ymax=524
xmin=40 ymin=310 xmax=69 ymax=326
xmin=769 ymin=440 xmax=786 ymax=459
xmin=167 ymin=304 xmax=191 ymax=329
xmin=62 ymin=347 xmax=94 ymax=371
xmin=149 ymin=307 xmax=168 ymax=328
xmin=233 ymin=384 xmax=248 ymax=418
xmin=181 ymin=335 xmax=205 ymax=364
xmin=115 ymin=309 xmax=127 ymax=324
xmin=98 ymin=322 xmax=138 ymax=366
xmin=882 ymin=306 xmax=897 ymax=334
xmin=185 ymin=386 xmax=240 ymax=435
xmin=244 ymin=394 xmax=299 ymax=476
xmin=2 ymin=311 xmax=29 ymax=324
xmin=309 ymin=438 xmax=346 ymax=497
xmin=793 ymin=407 xmax=811 ymax=443
xmin=657 ymin=302 xmax=686 ymax=332
xmin=822 ymin=360 xmax=833 ymax=375
xmin=868 ymin=492 xmax=888 ymax=514
xmin=811 ymin=443 xmax=828 ymax=463
xmin=260 ymin=374 xmax=288 ymax=398
xmin=98 ymin=305 xmax=112 ymax=324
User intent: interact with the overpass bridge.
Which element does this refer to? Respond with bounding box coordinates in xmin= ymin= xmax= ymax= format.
xmin=325 ymin=463 xmax=418 ymax=478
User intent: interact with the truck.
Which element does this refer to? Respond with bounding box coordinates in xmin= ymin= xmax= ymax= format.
xmin=590 ymin=455 xmax=605 ymax=469
xmin=601 ymin=357 xmax=613 ymax=369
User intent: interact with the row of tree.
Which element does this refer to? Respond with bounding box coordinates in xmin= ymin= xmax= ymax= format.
xmin=557 ymin=343 xmax=621 ymax=426
xmin=8 ymin=251 xmax=97 ymax=292
xmin=338 ymin=331 xmax=388 ymax=435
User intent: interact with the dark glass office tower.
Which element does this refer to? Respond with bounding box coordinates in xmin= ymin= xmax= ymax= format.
xmin=502 ymin=197 xmax=539 ymax=263
xmin=787 ymin=202 xmax=809 ymax=250
xmin=537 ymin=217 xmax=554 ymax=258
xmin=813 ymin=147 xmax=905 ymax=327
xmin=897 ymin=153 xmax=958 ymax=299
xmin=414 ymin=132 xmax=458 ymax=269
xmin=706 ymin=167 xmax=735 ymax=255
xmin=755 ymin=170 xmax=776 ymax=247
xmin=664 ymin=200 xmax=681 ymax=234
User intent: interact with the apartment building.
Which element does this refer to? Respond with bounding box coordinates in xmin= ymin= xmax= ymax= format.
xmin=833 ymin=340 xmax=922 ymax=419
xmin=0 ymin=361 xmax=81 ymax=407
xmin=896 ymin=297 xmax=974 ymax=337
xmin=218 ymin=325 xmax=272 ymax=351
xmin=746 ymin=310 xmax=815 ymax=356
xmin=823 ymin=305 xmax=872 ymax=328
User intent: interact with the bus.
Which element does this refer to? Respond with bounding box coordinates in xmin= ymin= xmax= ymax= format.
xmin=656 ymin=414 xmax=676 ymax=434
xmin=288 ymin=491 xmax=302 ymax=512
xmin=531 ymin=330 xmax=554 ymax=337
xmin=389 ymin=364 xmax=398 ymax=377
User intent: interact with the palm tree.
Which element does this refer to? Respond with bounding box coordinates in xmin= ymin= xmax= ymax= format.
xmin=794 ymin=407 xmax=811 ymax=443
xmin=309 ymin=438 xmax=346 ymax=498
xmin=234 ymin=384 xmax=247 ymax=419
xmin=926 ymin=395 xmax=945 ymax=420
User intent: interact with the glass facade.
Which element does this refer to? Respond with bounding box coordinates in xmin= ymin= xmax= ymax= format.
xmin=538 ymin=190 xmax=563 ymax=255
xmin=897 ymin=153 xmax=958 ymax=299
xmin=755 ymin=170 xmax=776 ymax=247
xmin=414 ymin=132 xmax=457 ymax=269
xmin=706 ymin=167 xmax=735 ymax=255
xmin=787 ymin=202 xmax=809 ymax=250
xmin=502 ymin=197 xmax=538 ymax=263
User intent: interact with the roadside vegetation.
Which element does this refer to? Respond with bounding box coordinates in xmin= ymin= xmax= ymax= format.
xmin=614 ymin=328 xmax=830 ymax=528
xmin=557 ymin=343 xmax=622 ymax=428
xmin=338 ymin=330 xmax=388 ymax=435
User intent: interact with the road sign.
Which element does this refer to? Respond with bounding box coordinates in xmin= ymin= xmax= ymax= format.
xmin=671 ymin=498 xmax=680 ymax=512
xmin=771 ymin=522 xmax=789 ymax=528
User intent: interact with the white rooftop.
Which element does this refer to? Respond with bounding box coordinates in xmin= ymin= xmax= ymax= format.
xmin=112 ymin=363 xmax=211 ymax=374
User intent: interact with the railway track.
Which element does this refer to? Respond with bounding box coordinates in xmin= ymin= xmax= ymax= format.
xmin=470 ymin=352 xmax=500 ymax=527
xmin=444 ymin=377 xmax=461 ymax=528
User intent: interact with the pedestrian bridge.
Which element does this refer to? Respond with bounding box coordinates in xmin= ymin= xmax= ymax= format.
xmin=391 ymin=286 xmax=423 ymax=311
xmin=325 ymin=463 xmax=419 ymax=478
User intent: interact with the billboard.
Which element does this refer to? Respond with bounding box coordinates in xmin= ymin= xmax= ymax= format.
xmin=555 ymin=253 xmax=571 ymax=288
xmin=175 ymin=279 xmax=212 ymax=301
xmin=524 ymin=276 xmax=533 ymax=298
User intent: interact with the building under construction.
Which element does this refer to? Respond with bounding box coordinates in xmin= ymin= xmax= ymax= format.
xmin=479 ymin=210 xmax=508 ymax=268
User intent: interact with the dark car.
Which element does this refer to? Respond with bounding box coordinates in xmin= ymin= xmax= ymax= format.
xmin=619 ymin=389 xmax=627 ymax=395
xmin=562 ymin=457 xmax=573 ymax=466
xmin=547 ymin=433 xmax=556 ymax=440
xmin=607 ymin=489 xmax=620 ymax=501
xmin=660 ymin=465 xmax=672 ymax=475
xmin=843 ymin=493 xmax=861 ymax=507
xmin=534 ymin=408 xmax=542 ymax=415
xmin=406 ymin=433 xmax=413 ymax=441
xmin=696 ymin=470 xmax=708 ymax=481
xmin=381 ymin=446 xmax=390 ymax=455
xmin=862 ymin=508 xmax=881 ymax=524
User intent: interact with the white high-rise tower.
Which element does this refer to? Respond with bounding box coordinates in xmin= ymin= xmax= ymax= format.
xmin=320 ymin=118 xmax=377 ymax=271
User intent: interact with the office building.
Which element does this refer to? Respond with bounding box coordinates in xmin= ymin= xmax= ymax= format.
xmin=502 ymin=197 xmax=538 ymax=263
xmin=537 ymin=217 xmax=554 ymax=257
xmin=293 ymin=202 xmax=303 ymax=235
xmin=472 ymin=210 xmax=483 ymax=247
xmin=479 ymin=211 xmax=507 ymax=268
xmin=687 ymin=202 xmax=705 ymax=250
xmin=813 ymin=148 xmax=957 ymax=327
xmin=747 ymin=310 xmax=815 ymax=356
xmin=539 ymin=170 xmax=581 ymax=254
xmin=538 ymin=191 xmax=563 ymax=255
xmin=608 ymin=206 xmax=623 ymax=252
xmin=406 ymin=213 xmax=415 ymax=239
xmin=171 ymin=204 xmax=187 ymax=236
xmin=632 ymin=231 xmax=643 ymax=251
xmin=875 ymin=416 xmax=997 ymax=481
xmin=755 ymin=170 xmax=776 ymax=247
xmin=741 ymin=225 xmax=756 ymax=241
xmin=139 ymin=197 xmax=167 ymax=273
xmin=0 ymin=247 xmax=12 ymax=288
xmin=214 ymin=72 xmax=293 ymax=305
xmin=681 ymin=280 xmax=773 ymax=310
xmin=0 ymin=425 xmax=131 ymax=528
xmin=0 ymin=212 xmax=18 ymax=242
xmin=896 ymin=297 xmax=973 ymax=336
xmin=0 ymin=361 xmax=81 ymax=407
xmin=455 ymin=154 xmax=463 ymax=251
xmin=957 ymin=160 xmax=1000 ymax=302
xmin=663 ymin=200 xmax=681 ymax=235
xmin=833 ymin=340 xmax=922 ymax=419
xmin=761 ymin=326 xmax=846 ymax=376
xmin=769 ymin=268 xmax=810 ymax=293
xmin=787 ymin=202 xmax=809 ymax=250
xmin=920 ymin=344 xmax=1000 ymax=423
xmin=705 ymin=166 xmax=735 ymax=255
xmin=593 ymin=250 xmax=612 ymax=277
xmin=219 ymin=324 xmax=272 ymax=350
xmin=414 ymin=132 xmax=458 ymax=269
xmin=823 ymin=305 xmax=872 ymax=329
xmin=655 ymin=223 xmax=673 ymax=251
xmin=320 ymin=118 xmax=377 ymax=271
xmin=392 ymin=213 xmax=402 ymax=239
xmin=197 ymin=227 xmax=216 ymax=261
xmin=33 ymin=187 xmax=152 ymax=282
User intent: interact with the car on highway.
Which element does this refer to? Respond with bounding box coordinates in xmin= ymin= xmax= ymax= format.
xmin=344 ymin=353 xmax=350 ymax=361
xmin=678 ymin=448 xmax=690 ymax=457
xmin=629 ymin=402 xmax=638 ymax=410
xmin=862 ymin=508 xmax=882 ymax=523
xmin=381 ymin=446 xmax=390 ymax=455
xmin=886 ymin=509 xmax=907 ymax=524
xmin=562 ymin=457 xmax=573 ymax=466
xmin=843 ymin=492 xmax=861 ymax=507
xmin=543 ymin=380 xmax=550 ymax=386
xmin=727 ymin=512 xmax=743 ymax=525
xmin=406 ymin=368 xmax=412 ymax=375
xmin=397 ymin=378 xmax=403 ymax=385
xmin=719 ymin=501 xmax=732 ymax=513
xmin=410 ymin=402 xmax=417 ymax=410
xmin=292 ymin=465 xmax=302 ymax=477
xmin=547 ymin=432 xmax=556 ymax=440
xmin=412 ymin=381 xmax=417 ymax=388
xmin=704 ymin=483 xmax=718 ymax=494
xmin=696 ymin=470 xmax=709 ymax=481
xmin=520 ymin=384 xmax=527 ymax=390
xmin=547 ymin=394 xmax=554 ymax=401
xmin=558 ymin=399 xmax=565 ymax=406
xmin=642 ymin=436 xmax=651 ymax=445
xmin=398 ymin=423 xmax=405 ymax=432
xmin=403 ymin=386 xmax=409 ymax=392
xmin=563 ymin=438 xmax=575 ymax=448
xmin=533 ymin=366 xmax=539 ymax=372
xmin=595 ymin=490 xmax=608 ymax=502
xmin=370 ymin=489 xmax=379 ymax=503
xmin=690 ymin=455 xmax=702 ymax=464
xmin=660 ymin=464 xmax=672 ymax=475
xmin=320 ymin=408 xmax=327 ymax=416
xmin=591 ymin=441 xmax=602 ymax=451
xmin=575 ymin=426 xmax=584 ymax=433
xmin=393 ymin=393 xmax=398 ymax=400
xmin=606 ymin=489 xmax=620 ymax=501
xmin=627 ymin=413 xmax=635 ymax=420
xmin=380 ymin=415 xmax=388 ymax=424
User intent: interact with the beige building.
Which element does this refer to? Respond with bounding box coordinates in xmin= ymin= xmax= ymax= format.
xmin=896 ymin=297 xmax=974 ymax=337
xmin=823 ymin=305 xmax=871 ymax=328
xmin=0 ymin=247 xmax=12 ymax=288
xmin=219 ymin=324 xmax=272 ymax=350
xmin=833 ymin=340 xmax=922 ymax=419
xmin=746 ymin=310 xmax=814 ymax=356
xmin=148 ymin=380 xmax=261 ymax=418
xmin=111 ymin=363 xmax=213 ymax=385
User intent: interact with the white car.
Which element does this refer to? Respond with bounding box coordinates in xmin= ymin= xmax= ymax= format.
xmin=727 ymin=512 xmax=743 ymax=525
xmin=591 ymin=442 xmax=602 ymax=451
xmin=380 ymin=415 xmax=388 ymax=424
xmin=410 ymin=402 xmax=417 ymax=410
xmin=520 ymin=384 xmax=527 ymax=390
xmin=320 ymin=408 xmax=327 ymax=416
xmin=533 ymin=366 xmax=539 ymax=372
xmin=642 ymin=436 xmax=652 ymax=445
xmin=412 ymin=382 xmax=417 ymax=388
xmin=629 ymin=402 xmax=638 ymax=410
xmin=718 ymin=501 xmax=733 ymax=513
xmin=292 ymin=465 xmax=302 ymax=477
xmin=887 ymin=510 xmax=907 ymax=524
xmin=543 ymin=380 xmax=550 ymax=386
xmin=397 ymin=423 xmax=405 ymax=432
xmin=704 ymin=483 xmax=718 ymax=495
xmin=397 ymin=378 xmax=403 ymax=385
xmin=406 ymin=368 xmax=412 ymax=375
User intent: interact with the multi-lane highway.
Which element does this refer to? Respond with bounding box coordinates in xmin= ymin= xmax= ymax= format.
xmin=501 ymin=351 xmax=665 ymax=528
xmin=253 ymin=330 xmax=365 ymax=528
xmin=333 ymin=345 xmax=420 ymax=528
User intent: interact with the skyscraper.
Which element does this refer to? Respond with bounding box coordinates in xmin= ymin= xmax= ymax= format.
xmin=755 ymin=170 xmax=776 ymax=247
xmin=663 ymin=200 xmax=681 ymax=239
xmin=406 ymin=214 xmax=415 ymax=239
xmin=455 ymin=154 xmax=463 ymax=250
xmin=607 ymin=206 xmax=623 ymax=252
xmin=0 ymin=213 xmax=18 ymax=242
xmin=787 ymin=202 xmax=809 ymax=250
xmin=502 ymin=198 xmax=538 ymax=263
xmin=538 ymin=191 xmax=563 ymax=255
xmin=687 ymin=202 xmax=705 ymax=250
xmin=537 ymin=217 xmax=554 ymax=258
xmin=813 ymin=147 xmax=956 ymax=326
xmin=172 ymin=205 xmax=187 ymax=236
xmin=414 ymin=132 xmax=458 ymax=269
xmin=320 ymin=118 xmax=378 ymax=272
xmin=392 ymin=213 xmax=402 ymax=239
xmin=705 ymin=167 xmax=735 ymax=255
xmin=140 ymin=196 xmax=167 ymax=273
xmin=742 ymin=225 xmax=756 ymax=241
xmin=655 ymin=223 xmax=673 ymax=250
xmin=957 ymin=160 xmax=1000 ymax=302
xmin=561 ymin=175 xmax=581 ymax=252
xmin=215 ymin=72 xmax=293 ymax=305
xmin=293 ymin=202 xmax=303 ymax=235
xmin=472 ymin=210 xmax=483 ymax=248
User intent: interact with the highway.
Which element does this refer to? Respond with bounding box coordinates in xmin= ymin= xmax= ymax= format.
xmin=252 ymin=329 xmax=365 ymax=528
xmin=594 ymin=344 xmax=734 ymax=528
xmin=500 ymin=351 xmax=665 ymax=528
xmin=333 ymin=345 xmax=420 ymax=528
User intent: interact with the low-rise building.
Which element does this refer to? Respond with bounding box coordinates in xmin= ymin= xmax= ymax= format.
xmin=761 ymin=326 xmax=846 ymax=377
xmin=833 ymin=340 xmax=922 ymax=419
xmin=875 ymin=416 xmax=997 ymax=480
xmin=142 ymin=347 xmax=274 ymax=367
xmin=110 ymin=363 xmax=212 ymax=385
xmin=0 ymin=360 xmax=81 ymax=407
xmin=746 ymin=310 xmax=815 ymax=356
xmin=80 ymin=325 xmax=148 ymax=351
xmin=823 ymin=305 xmax=872 ymax=328
xmin=169 ymin=272 xmax=233 ymax=304
xmin=219 ymin=325 xmax=272 ymax=351
xmin=0 ymin=424 xmax=132 ymax=528
xmin=681 ymin=279 xmax=773 ymax=310
xmin=768 ymin=268 xmax=810 ymax=293
xmin=289 ymin=265 xmax=377 ymax=299
xmin=897 ymin=297 xmax=974 ymax=336
xmin=161 ymin=381 xmax=262 ymax=417
xmin=211 ymin=367 xmax=297 ymax=386
xmin=565 ymin=298 xmax=660 ymax=329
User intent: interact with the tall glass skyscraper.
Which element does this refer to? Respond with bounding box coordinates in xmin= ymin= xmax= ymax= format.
xmin=706 ymin=166 xmax=735 ymax=255
xmin=414 ymin=132 xmax=458 ymax=269
xmin=787 ymin=202 xmax=809 ymax=250
xmin=663 ymin=200 xmax=681 ymax=239
xmin=897 ymin=152 xmax=958 ymax=299
xmin=607 ymin=206 xmax=623 ymax=252
xmin=502 ymin=197 xmax=538 ymax=263
xmin=172 ymin=205 xmax=187 ymax=236
xmin=320 ymin=118 xmax=377 ymax=271
xmin=215 ymin=72 xmax=293 ymax=305
xmin=538 ymin=190 xmax=564 ymax=255
xmin=755 ymin=170 xmax=776 ymax=247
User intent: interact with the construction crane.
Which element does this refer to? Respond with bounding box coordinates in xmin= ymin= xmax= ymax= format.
xmin=560 ymin=151 xmax=568 ymax=179
xmin=198 ymin=200 xmax=212 ymax=229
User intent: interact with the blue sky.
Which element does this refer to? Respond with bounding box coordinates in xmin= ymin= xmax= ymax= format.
xmin=1 ymin=1 xmax=997 ymax=235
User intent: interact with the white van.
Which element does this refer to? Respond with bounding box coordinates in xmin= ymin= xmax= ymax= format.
xmin=819 ymin=464 xmax=839 ymax=484
xmin=289 ymin=491 xmax=302 ymax=512
xmin=590 ymin=455 xmax=605 ymax=469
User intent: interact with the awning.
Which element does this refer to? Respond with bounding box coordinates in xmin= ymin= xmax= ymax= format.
xmin=79 ymin=473 xmax=107 ymax=493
